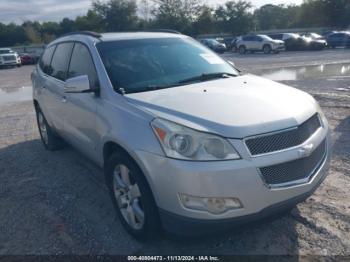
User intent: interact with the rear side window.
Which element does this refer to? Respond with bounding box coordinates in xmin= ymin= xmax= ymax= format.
xmin=50 ymin=42 xmax=74 ymax=81
xmin=68 ymin=43 xmax=99 ymax=88
xmin=243 ymin=36 xmax=254 ymax=41
xmin=40 ymin=45 xmax=56 ymax=75
xmin=270 ymin=34 xmax=282 ymax=40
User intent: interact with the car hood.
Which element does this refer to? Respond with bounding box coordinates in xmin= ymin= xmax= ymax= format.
xmin=125 ymin=74 xmax=317 ymax=138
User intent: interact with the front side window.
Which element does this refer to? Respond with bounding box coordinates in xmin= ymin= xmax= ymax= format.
xmin=50 ymin=42 xmax=74 ymax=81
xmin=68 ymin=43 xmax=99 ymax=88
xmin=97 ymin=37 xmax=239 ymax=94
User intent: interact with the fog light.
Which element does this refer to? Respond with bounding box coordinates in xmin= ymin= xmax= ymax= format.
xmin=179 ymin=194 xmax=242 ymax=214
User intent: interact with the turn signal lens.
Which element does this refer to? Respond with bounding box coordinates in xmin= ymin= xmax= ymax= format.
xmin=179 ymin=194 xmax=242 ymax=214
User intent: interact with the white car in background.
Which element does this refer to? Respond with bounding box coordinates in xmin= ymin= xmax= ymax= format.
xmin=237 ymin=35 xmax=285 ymax=54
xmin=0 ymin=48 xmax=21 ymax=68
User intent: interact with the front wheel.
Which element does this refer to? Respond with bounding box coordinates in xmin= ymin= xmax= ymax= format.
xmin=238 ymin=46 xmax=246 ymax=54
xmin=263 ymin=45 xmax=272 ymax=54
xmin=105 ymin=152 xmax=160 ymax=240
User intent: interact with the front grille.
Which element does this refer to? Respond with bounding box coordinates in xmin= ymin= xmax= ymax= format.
xmin=246 ymin=114 xmax=321 ymax=156
xmin=259 ymin=139 xmax=326 ymax=186
xmin=3 ymin=55 xmax=16 ymax=61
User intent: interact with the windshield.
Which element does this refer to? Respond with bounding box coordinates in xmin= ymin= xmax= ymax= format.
xmin=0 ymin=49 xmax=13 ymax=54
xmin=259 ymin=35 xmax=273 ymax=41
xmin=97 ymin=37 xmax=238 ymax=94
xmin=206 ymin=39 xmax=220 ymax=45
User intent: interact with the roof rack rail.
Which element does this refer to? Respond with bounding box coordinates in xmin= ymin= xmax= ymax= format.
xmin=61 ymin=31 xmax=102 ymax=38
xmin=144 ymin=29 xmax=181 ymax=34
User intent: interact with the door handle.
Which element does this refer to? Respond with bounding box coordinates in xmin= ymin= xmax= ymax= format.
xmin=61 ymin=96 xmax=67 ymax=103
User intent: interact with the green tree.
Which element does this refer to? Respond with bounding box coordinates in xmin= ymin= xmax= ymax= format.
xmin=254 ymin=4 xmax=300 ymax=30
xmin=74 ymin=10 xmax=105 ymax=32
xmin=151 ymin=0 xmax=202 ymax=34
xmin=215 ymin=0 xmax=253 ymax=35
xmin=192 ymin=5 xmax=216 ymax=35
xmin=299 ymin=0 xmax=350 ymax=28
xmin=0 ymin=23 xmax=28 ymax=47
xmin=92 ymin=0 xmax=138 ymax=31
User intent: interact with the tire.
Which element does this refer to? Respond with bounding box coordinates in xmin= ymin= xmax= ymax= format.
xmin=238 ymin=45 xmax=246 ymax=54
xmin=35 ymin=106 xmax=64 ymax=151
xmin=263 ymin=45 xmax=272 ymax=54
xmin=105 ymin=151 xmax=160 ymax=240
xmin=17 ymin=64 xmax=21 ymax=67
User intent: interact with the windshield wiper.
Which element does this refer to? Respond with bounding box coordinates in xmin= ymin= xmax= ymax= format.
xmin=118 ymin=73 xmax=237 ymax=94
xmin=178 ymin=72 xmax=237 ymax=84
xmin=121 ymin=84 xmax=174 ymax=94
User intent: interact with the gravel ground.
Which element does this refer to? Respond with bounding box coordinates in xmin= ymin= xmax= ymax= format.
xmin=0 ymin=49 xmax=349 ymax=256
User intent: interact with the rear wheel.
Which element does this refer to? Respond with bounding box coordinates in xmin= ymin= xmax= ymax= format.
xmin=238 ymin=45 xmax=246 ymax=54
xmin=35 ymin=106 xmax=64 ymax=151
xmin=105 ymin=151 xmax=160 ymax=240
xmin=263 ymin=45 xmax=272 ymax=54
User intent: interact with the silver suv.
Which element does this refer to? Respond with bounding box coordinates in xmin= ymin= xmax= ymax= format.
xmin=237 ymin=34 xmax=285 ymax=54
xmin=32 ymin=31 xmax=330 ymax=239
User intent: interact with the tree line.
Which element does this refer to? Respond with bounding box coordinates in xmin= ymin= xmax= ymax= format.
xmin=0 ymin=0 xmax=349 ymax=47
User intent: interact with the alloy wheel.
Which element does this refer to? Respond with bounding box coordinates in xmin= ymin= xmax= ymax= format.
xmin=113 ymin=164 xmax=145 ymax=230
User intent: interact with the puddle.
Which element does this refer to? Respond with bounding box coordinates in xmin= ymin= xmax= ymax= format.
xmin=0 ymin=86 xmax=32 ymax=105
xmin=258 ymin=63 xmax=350 ymax=81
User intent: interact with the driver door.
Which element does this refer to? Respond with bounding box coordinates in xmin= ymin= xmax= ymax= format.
xmin=62 ymin=42 xmax=100 ymax=161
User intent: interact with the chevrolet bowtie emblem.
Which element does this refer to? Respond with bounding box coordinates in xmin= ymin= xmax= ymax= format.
xmin=298 ymin=144 xmax=314 ymax=158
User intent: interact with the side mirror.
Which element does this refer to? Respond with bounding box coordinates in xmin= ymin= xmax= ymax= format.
xmin=64 ymin=75 xmax=97 ymax=93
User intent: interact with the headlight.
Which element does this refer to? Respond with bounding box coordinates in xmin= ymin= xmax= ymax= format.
xmin=151 ymin=118 xmax=240 ymax=161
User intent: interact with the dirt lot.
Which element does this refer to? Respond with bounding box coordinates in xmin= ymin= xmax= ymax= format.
xmin=0 ymin=49 xmax=349 ymax=256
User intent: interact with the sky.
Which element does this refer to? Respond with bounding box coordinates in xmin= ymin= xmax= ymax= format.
xmin=0 ymin=0 xmax=303 ymax=24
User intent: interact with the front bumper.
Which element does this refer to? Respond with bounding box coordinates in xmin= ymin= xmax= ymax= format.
xmin=135 ymin=126 xmax=330 ymax=235
xmin=0 ymin=60 xmax=20 ymax=66
xmin=272 ymin=45 xmax=285 ymax=51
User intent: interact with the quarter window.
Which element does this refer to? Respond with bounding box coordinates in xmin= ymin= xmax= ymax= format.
xmin=40 ymin=45 xmax=56 ymax=75
xmin=50 ymin=42 xmax=74 ymax=81
xmin=68 ymin=43 xmax=99 ymax=88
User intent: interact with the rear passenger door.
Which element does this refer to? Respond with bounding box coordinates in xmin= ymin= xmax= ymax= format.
xmin=36 ymin=45 xmax=56 ymax=120
xmin=44 ymin=42 xmax=74 ymax=132
xmin=62 ymin=42 xmax=99 ymax=160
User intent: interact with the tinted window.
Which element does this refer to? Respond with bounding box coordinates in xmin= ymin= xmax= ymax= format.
xmin=331 ymin=33 xmax=341 ymax=38
xmin=68 ymin=43 xmax=99 ymax=88
xmin=40 ymin=45 xmax=56 ymax=75
xmin=50 ymin=42 xmax=73 ymax=81
xmin=254 ymin=36 xmax=263 ymax=41
xmin=97 ymin=38 xmax=239 ymax=94
xmin=274 ymin=34 xmax=283 ymax=40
